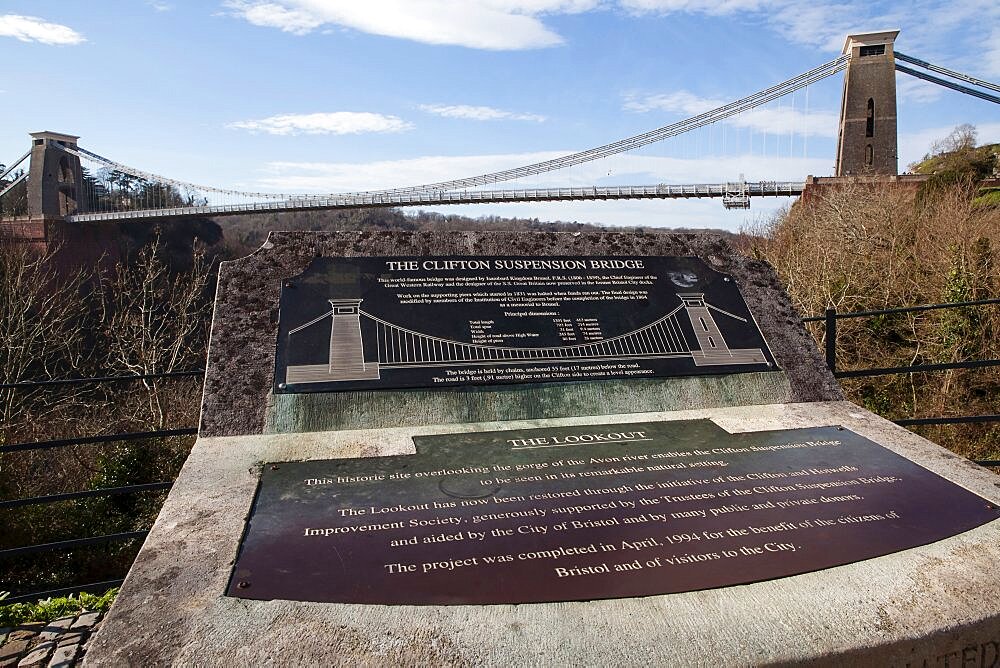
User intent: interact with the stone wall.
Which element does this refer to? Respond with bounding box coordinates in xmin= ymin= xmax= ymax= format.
xmin=200 ymin=230 xmax=841 ymax=437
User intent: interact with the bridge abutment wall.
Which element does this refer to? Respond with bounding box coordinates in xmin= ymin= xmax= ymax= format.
xmin=0 ymin=217 xmax=122 ymax=274
xmin=798 ymin=174 xmax=929 ymax=207
xmin=0 ymin=217 xmax=49 ymax=248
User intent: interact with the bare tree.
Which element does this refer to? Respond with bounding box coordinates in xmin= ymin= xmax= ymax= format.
xmin=751 ymin=177 xmax=1000 ymax=461
xmin=930 ymin=124 xmax=978 ymax=155
xmin=0 ymin=241 xmax=93 ymax=430
xmin=98 ymin=233 xmax=213 ymax=428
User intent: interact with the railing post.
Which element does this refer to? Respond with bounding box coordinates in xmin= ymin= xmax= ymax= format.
xmin=825 ymin=308 xmax=837 ymax=373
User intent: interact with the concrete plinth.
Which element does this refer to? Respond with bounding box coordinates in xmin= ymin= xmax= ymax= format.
xmin=84 ymin=401 xmax=1000 ymax=667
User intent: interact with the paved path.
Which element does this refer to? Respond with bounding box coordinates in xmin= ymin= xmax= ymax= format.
xmin=0 ymin=612 xmax=103 ymax=667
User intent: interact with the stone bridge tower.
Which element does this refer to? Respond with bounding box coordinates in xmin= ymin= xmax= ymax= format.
xmin=27 ymin=131 xmax=83 ymax=219
xmin=2 ymin=131 xmax=120 ymax=266
xmin=835 ymin=30 xmax=899 ymax=176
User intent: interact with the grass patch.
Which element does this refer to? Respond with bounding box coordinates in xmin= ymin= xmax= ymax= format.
xmin=972 ymin=188 xmax=1000 ymax=209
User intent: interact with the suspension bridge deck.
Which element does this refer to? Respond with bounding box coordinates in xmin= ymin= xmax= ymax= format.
xmin=62 ymin=182 xmax=804 ymax=222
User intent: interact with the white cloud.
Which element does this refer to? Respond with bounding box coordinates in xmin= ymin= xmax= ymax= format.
xmin=223 ymin=0 xmax=597 ymax=49
xmin=748 ymin=1 xmax=1000 ymax=57
xmin=734 ymin=107 xmax=840 ymax=138
xmin=217 ymin=0 xmax=1000 ymax=67
xmin=618 ymin=0 xmax=858 ymax=50
xmin=147 ymin=1 xmax=174 ymax=11
xmin=256 ymin=151 xmax=568 ymax=191
xmin=420 ymin=104 xmax=547 ymax=122
xmin=225 ymin=1 xmax=318 ymax=34
xmin=623 ymin=91 xmax=716 ymax=115
xmin=618 ymin=1 xmax=949 ymax=54
xmin=221 ymin=0 xmax=1000 ymax=57
xmin=620 ymin=0 xmax=998 ymax=59
xmin=766 ymin=4 xmax=867 ymax=52
xmin=227 ymin=112 xmax=413 ymax=136
xmin=624 ymin=91 xmax=839 ymax=137
xmin=0 ymin=15 xmax=85 ymax=45
xmin=895 ymin=2 xmax=1000 ymax=64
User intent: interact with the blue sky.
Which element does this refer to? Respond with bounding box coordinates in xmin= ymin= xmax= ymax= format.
xmin=1 ymin=1 xmax=998 ymax=230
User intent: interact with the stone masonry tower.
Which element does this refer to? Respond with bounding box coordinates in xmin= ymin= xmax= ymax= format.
xmin=835 ymin=31 xmax=899 ymax=176
xmin=27 ymin=131 xmax=83 ymax=219
xmin=4 ymin=131 xmax=119 ymax=263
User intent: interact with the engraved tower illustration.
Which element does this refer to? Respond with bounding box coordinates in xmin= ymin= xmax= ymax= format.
xmin=327 ymin=299 xmax=375 ymax=379
xmin=677 ymin=293 xmax=768 ymax=366
xmin=285 ymin=298 xmax=380 ymax=384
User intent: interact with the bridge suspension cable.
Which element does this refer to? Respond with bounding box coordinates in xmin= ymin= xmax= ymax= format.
xmin=0 ymin=151 xmax=30 ymax=207
xmin=59 ymin=145 xmax=287 ymax=200
xmin=56 ymin=55 xmax=848 ymax=204
xmin=314 ymin=54 xmax=849 ymax=197
xmin=0 ymin=171 xmax=28 ymax=201
xmin=361 ymin=305 xmax=692 ymax=366
xmin=895 ymin=52 xmax=1000 ymax=94
xmin=895 ymin=64 xmax=1000 ymax=105
xmin=0 ymin=151 xmax=30 ymax=183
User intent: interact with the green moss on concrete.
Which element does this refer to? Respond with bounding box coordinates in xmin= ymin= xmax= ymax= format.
xmin=265 ymin=372 xmax=792 ymax=434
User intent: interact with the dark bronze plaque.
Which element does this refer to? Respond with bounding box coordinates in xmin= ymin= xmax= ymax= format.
xmin=228 ymin=421 xmax=999 ymax=605
xmin=273 ymin=256 xmax=776 ymax=393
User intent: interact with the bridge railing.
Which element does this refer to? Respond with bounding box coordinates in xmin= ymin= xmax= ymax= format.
xmin=0 ymin=370 xmax=203 ymax=604
xmin=62 ymin=182 xmax=808 ymax=223
xmin=803 ymin=298 xmax=1000 ymax=467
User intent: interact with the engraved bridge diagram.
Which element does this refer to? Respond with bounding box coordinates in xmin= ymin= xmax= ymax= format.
xmin=283 ymin=293 xmax=769 ymax=385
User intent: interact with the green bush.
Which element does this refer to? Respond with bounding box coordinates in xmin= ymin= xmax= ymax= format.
xmin=0 ymin=588 xmax=117 ymax=626
xmin=972 ymin=189 xmax=1000 ymax=209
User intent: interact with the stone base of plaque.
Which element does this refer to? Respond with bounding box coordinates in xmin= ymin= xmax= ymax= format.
xmin=85 ymin=401 xmax=1000 ymax=667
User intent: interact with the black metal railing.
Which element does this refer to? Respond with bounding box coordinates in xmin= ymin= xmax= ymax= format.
xmin=803 ymin=298 xmax=1000 ymax=467
xmin=0 ymin=369 xmax=204 ymax=390
xmin=0 ymin=428 xmax=199 ymax=454
xmin=0 ymin=369 xmax=203 ymax=604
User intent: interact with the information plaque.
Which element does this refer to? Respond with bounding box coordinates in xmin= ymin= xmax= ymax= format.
xmin=273 ymin=256 xmax=776 ymax=393
xmin=228 ymin=421 xmax=999 ymax=605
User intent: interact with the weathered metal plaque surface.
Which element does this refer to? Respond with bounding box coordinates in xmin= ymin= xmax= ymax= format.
xmin=273 ymin=256 xmax=776 ymax=393
xmin=228 ymin=421 xmax=999 ymax=605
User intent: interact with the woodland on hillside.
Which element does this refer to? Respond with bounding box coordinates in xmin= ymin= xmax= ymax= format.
xmin=1 ymin=125 xmax=997 ymax=599
xmin=741 ymin=125 xmax=1000 ymax=461
xmin=0 ymin=236 xmax=213 ymax=597
xmin=214 ymin=207 xmax=721 ymax=257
